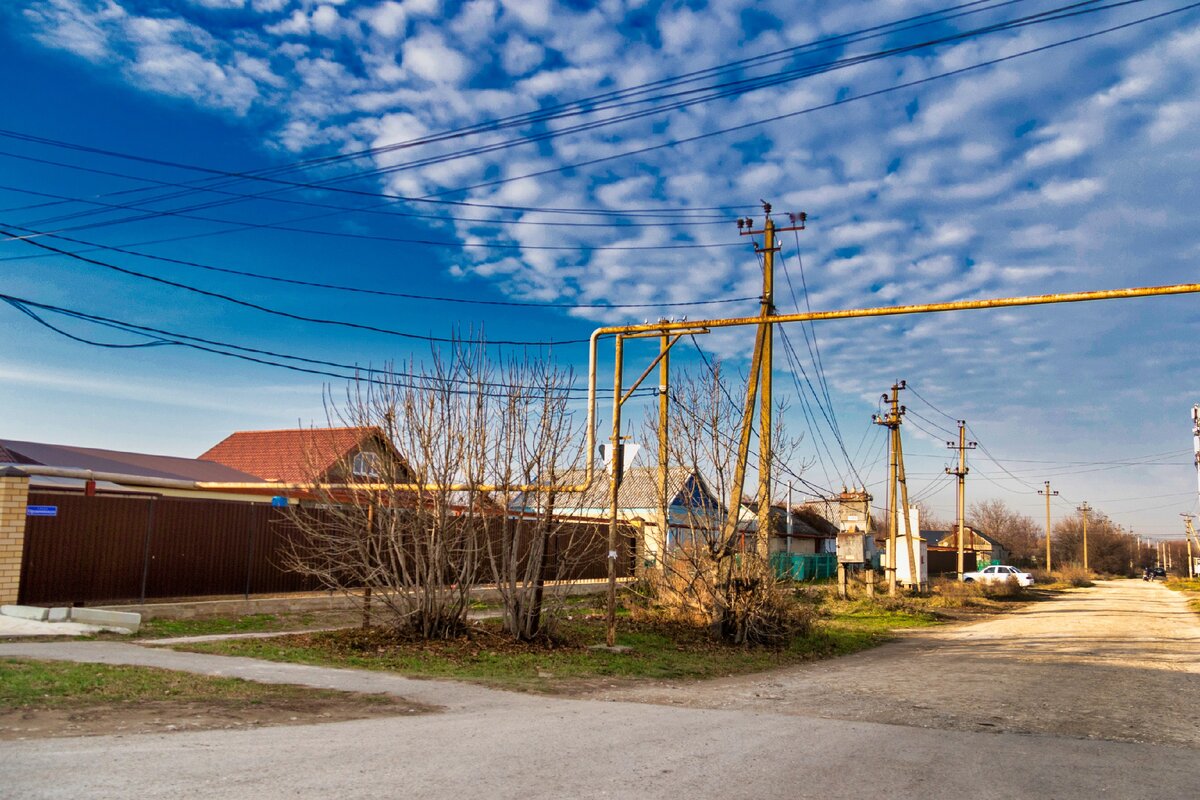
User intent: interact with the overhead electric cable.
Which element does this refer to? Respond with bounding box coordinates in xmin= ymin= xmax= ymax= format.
xmin=0 ymin=225 xmax=757 ymax=311
xmin=0 ymin=0 xmax=1041 ymax=223
xmin=0 ymin=293 xmax=652 ymax=400
xmin=0 ymin=226 xmax=590 ymax=347
xmin=0 ymin=0 xmax=1161 ymax=243
xmin=442 ymin=1 xmax=1190 ymax=198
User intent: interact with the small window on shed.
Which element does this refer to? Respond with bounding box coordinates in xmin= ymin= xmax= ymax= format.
xmin=352 ymin=451 xmax=382 ymax=480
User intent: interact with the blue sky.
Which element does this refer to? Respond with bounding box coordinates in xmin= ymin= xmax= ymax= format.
xmin=2 ymin=0 xmax=1199 ymax=540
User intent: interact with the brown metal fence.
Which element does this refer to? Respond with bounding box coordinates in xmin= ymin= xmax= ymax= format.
xmin=18 ymin=491 xmax=632 ymax=605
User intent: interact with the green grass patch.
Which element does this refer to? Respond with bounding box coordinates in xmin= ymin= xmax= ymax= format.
xmin=1164 ymin=578 xmax=1200 ymax=593
xmin=179 ymin=599 xmax=940 ymax=692
xmin=0 ymin=658 xmax=378 ymax=710
xmin=138 ymin=613 xmax=290 ymax=639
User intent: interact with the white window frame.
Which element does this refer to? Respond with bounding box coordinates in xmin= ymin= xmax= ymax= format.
xmin=352 ymin=451 xmax=382 ymax=480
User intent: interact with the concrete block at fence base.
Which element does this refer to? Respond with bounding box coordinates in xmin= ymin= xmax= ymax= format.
xmin=68 ymin=607 xmax=141 ymax=632
xmin=47 ymin=607 xmax=71 ymax=622
xmin=1 ymin=605 xmax=49 ymax=622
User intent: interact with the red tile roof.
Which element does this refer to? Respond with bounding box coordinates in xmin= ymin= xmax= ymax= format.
xmin=199 ymin=427 xmax=385 ymax=483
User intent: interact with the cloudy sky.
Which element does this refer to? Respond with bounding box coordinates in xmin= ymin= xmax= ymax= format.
xmin=2 ymin=0 xmax=1199 ymax=540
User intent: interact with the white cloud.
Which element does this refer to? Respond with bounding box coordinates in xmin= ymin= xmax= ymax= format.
xmin=1024 ymin=134 xmax=1088 ymax=167
xmin=502 ymin=34 xmax=543 ymax=76
xmin=266 ymin=8 xmax=310 ymax=35
xmin=1039 ymin=178 xmax=1104 ymax=205
xmin=310 ymin=4 xmax=342 ymax=36
xmin=498 ymin=0 xmax=551 ymax=29
xmin=403 ymin=29 xmax=471 ymax=84
xmin=360 ymin=1 xmax=405 ymax=38
xmin=23 ymin=0 xmax=126 ymax=61
xmin=188 ymin=0 xmax=246 ymax=9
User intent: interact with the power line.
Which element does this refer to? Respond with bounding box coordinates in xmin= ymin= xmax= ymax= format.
xmin=0 ymin=292 xmax=654 ymax=400
xmin=1 ymin=199 xmax=740 ymax=252
xmin=685 ymin=334 xmax=835 ymax=498
xmin=777 ymin=238 xmax=864 ymax=486
xmin=0 ymin=170 xmax=732 ymax=229
xmin=2 ymin=0 xmax=1168 ymax=245
xmin=0 ymin=226 xmax=591 ymax=347
xmin=0 ymin=0 xmax=1045 ymax=226
xmin=0 ymin=226 xmax=758 ymax=311
xmin=438 ymin=0 xmax=1185 ymax=199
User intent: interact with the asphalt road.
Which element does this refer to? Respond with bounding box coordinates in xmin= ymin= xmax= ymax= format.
xmin=2 ymin=580 xmax=1198 ymax=799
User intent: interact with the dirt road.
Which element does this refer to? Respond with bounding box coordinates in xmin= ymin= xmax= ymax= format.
xmin=594 ymin=579 xmax=1200 ymax=747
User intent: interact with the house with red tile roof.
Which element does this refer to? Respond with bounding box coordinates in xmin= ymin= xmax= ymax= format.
xmin=200 ymin=427 xmax=411 ymax=484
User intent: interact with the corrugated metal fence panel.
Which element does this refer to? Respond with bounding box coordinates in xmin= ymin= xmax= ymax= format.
xmin=144 ymin=497 xmax=261 ymax=599
xmin=18 ymin=493 xmax=630 ymax=605
xmin=19 ymin=493 xmax=151 ymax=605
xmin=249 ymin=508 xmax=327 ymax=594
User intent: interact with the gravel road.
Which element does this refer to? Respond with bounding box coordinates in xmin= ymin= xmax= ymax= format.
xmin=1 ymin=579 xmax=1197 ymax=799
xmin=593 ymin=579 xmax=1200 ymax=747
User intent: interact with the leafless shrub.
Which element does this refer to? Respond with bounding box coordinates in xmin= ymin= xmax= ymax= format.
xmin=1054 ymin=565 xmax=1095 ymax=588
xmin=981 ymin=576 xmax=1023 ymax=598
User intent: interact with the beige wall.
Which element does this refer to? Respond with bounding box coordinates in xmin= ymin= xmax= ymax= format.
xmin=0 ymin=471 xmax=30 ymax=604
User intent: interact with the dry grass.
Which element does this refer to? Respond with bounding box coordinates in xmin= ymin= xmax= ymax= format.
xmin=1037 ymin=566 xmax=1094 ymax=588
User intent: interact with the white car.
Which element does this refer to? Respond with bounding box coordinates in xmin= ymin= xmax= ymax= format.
xmin=963 ymin=565 xmax=1034 ymax=587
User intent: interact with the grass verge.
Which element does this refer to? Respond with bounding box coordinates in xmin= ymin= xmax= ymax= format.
xmin=138 ymin=612 xmax=313 ymax=639
xmin=179 ymin=599 xmax=940 ymax=693
xmin=0 ymin=658 xmax=391 ymax=710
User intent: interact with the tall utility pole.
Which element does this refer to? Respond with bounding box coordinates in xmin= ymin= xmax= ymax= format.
xmin=1078 ymin=501 xmax=1091 ymax=571
xmin=945 ymin=420 xmax=976 ymax=580
xmin=873 ymin=381 xmax=917 ymax=595
xmin=738 ymin=205 xmax=805 ymax=554
xmin=1182 ymin=515 xmax=1196 ymax=579
xmin=1039 ymin=481 xmax=1058 ymax=571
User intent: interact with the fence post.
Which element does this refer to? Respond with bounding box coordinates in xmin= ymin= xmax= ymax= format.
xmin=244 ymin=508 xmax=258 ymax=601
xmin=139 ymin=498 xmax=156 ymax=604
xmin=0 ymin=467 xmax=31 ymax=604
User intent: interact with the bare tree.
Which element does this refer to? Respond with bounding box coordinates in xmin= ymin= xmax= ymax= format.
xmin=968 ymin=499 xmax=1040 ymax=564
xmin=639 ymin=362 xmax=809 ymax=645
xmin=1052 ymin=510 xmax=1135 ymax=574
xmin=282 ymin=341 xmax=592 ymax=640
xmin=481 ymin=354 xmax=591 ymax=641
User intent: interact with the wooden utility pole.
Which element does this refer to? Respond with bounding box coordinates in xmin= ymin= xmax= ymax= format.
xmin=1078 ymin=501 xmax=1091 ymax=571
xmin=738 ymin=205 xmax=805 ymax=555
xmin=945 ymin=420 xmax=975 ymax=580
xmin=1184 ymin=516 xmax=1200 ymax=579
xmin=1039 ymin=481 xmax=1058 ymax=571
xmin=873 ymin=381 xmax=917 ymax=594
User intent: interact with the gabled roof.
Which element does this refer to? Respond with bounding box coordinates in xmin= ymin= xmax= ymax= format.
xmin=199 ymin=427 xmax=395 ymax=483
xmin=921 ymin=526 xmax=1001 ymax=548
xmin=542 ymin=466 xmax=719 ymax=512
xmin=0 ymin=438 xmax=264 ymax=483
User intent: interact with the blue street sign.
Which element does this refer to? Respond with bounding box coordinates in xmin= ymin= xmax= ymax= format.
xmin=26 ymin=505 xmax=58 ymax=517
xmin=271 ymin=496 xmax=289 ymax=508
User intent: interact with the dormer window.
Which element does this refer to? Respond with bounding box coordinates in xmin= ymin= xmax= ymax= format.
xmin=352 ymin=451 xmax=382 ymax=480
